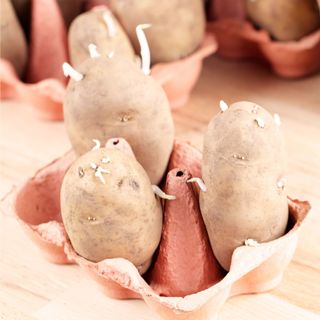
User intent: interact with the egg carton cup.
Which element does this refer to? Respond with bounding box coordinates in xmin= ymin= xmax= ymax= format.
xmin=1 ymin=140 xmax=311 ymax=320
xmin=206 ymin=0 xmax=320 ymax=78
xmin=0 ymin=0 xmax=217 ymax=120
xmin=151 ymin=34 xmax=217 ymax=110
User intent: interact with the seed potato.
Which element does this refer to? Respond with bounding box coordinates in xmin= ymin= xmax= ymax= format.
xmin=61 ymin=147 xmax=163 ymax=274
xmin=63 ymin=55 xmax=174 ymax=185
xmin=69 ymin=7 xmax=135 ymax=66
xmin=200 ymin=101 xmax=289 ymax=270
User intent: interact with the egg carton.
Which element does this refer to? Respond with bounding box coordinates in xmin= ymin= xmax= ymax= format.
xmin=2 ymin=140 xmax=311 ymax=320
xmin=0 ymin=1 xmax=216 ymax=120
xmin=206 ymin=0 xmax=320 ymax=78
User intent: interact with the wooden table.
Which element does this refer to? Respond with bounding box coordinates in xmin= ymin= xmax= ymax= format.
xmin=1 ymin=56 xmax=320 ymax=319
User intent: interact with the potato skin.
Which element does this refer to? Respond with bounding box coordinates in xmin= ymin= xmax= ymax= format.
xmin=61 ymin=148 xmax=163 ymax=274
xmin=200 ymin=101 xmax=288 ymax=271
xmin=0 ymin=0 xmax=28 ymax=77
xmin=246 ymin=0 xmax=320 ymax=41
xmin=63 ymin=56 xmax=174 ymax=185
xmin=69 ymin=7 xmax=135 ymax=66
xmin=109 ymin=0 xmax=205 ymax=63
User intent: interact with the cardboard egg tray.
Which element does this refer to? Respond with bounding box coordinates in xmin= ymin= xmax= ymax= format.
xmin=2 ymin=140 xmax=311 ymax=320
xmin=206 ymin=0 xmax=320 ymax=78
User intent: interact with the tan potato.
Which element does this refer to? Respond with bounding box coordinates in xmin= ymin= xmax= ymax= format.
xmin=246 ymin=0 xmax=320 ymax=41
xmin=108 ymin=0 xmax=205 ymax=63
xmin=0 ymin=0 xmax=28 ymax=77
xmin=63 ymin=55 xmax=174 ymax=185
xmin=61 ymin=147 xmax=163 ymax=274
xmin=68 ymin=7 xmax=135 ymax=67
xmin=200 ymin=101 xmax=289 ymax=271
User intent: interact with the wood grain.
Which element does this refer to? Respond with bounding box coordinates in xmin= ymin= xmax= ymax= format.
xmin=1 ymin=56 xmax=319 ymax=319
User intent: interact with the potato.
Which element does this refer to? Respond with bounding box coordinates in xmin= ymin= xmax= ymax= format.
xmin=0 ymin=0 xmax=28 ymax=77
xmin=246 ymin=0 xmax=320 ymax=41
xmin=200 ymin=101 xmax=288 ymax=271
xmin=63 ymin=55 xmax=174 ymax=185
xmin=108 ymin=0 xmax=205 ymax=63
xmin=69 ymin=7 xmax=135 ymax=66
xmin=61 ymin=147 xmax=163 ymax=274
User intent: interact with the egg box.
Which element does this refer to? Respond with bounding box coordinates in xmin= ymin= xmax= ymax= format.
xmin=2 ymin=140 xmax=311 ymax=320
xmin=0 ymin=1 xmax=216 ymax=120
xmin=206 ymin=0 xmax=320 ymax=78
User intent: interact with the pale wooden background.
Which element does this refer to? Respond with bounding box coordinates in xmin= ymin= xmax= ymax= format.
xmin=1 ymin=56 xmax=320 ymax=319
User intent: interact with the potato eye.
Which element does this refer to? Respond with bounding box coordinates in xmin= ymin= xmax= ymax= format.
xmin=78 ymin=167 xmax=85 ymax=178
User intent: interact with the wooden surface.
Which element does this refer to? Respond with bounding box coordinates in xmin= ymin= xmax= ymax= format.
xmin=1 ymin=56 xmax=320 ymax=319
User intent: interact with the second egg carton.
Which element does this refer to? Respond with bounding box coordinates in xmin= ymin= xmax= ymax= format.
xmin=206 ymin=0 xmax=320 ymax=78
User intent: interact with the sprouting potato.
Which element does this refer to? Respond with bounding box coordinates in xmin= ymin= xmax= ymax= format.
xmin=200 ymin=101 xmax=289 ymax=270
xmin=63 ymin=55 xmax=174 ymax=185
xmin=68 ymin=7 xmax=135 ymax=66
xmin=60 ymin=147 xmax=163 ymax=274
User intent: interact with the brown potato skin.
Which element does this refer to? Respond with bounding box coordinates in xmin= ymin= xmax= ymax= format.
xmin=200 ymin=101 xmax=288 ymax=271
xmin=69 ymin=8 xmax=135 ymax=67
xmin=63 ymin=56 xmax=174 ymax=185
xmin=61 ymin=148 xmax=163 ymax=274
xmin=246 ymin=0 xmax=320 ymax=41
xmin=109 ymin=0 xmax=205 ymax=63
xmin=0 ymin=0 xmax=28 ymax=77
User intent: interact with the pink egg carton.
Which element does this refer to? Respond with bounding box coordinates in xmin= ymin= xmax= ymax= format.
xmin=2 ymin=140 xmax=311 ymax=320
xmin=206 ymin=0 xmax=320 ymax=78
xmin=151 ymin=34 xmax=217 ymax=110
xmin=0 ymin=1 xmax=217 ymax=120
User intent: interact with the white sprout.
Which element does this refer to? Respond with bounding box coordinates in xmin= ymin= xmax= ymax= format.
xmin=219 ymin=100 xmax=228 ymax=112
xmin=274 ymin=113 xmax=281 ymax=126
xmin=103 ymin=11 xmax=117 ymax=37
xmin=101 ymin=157 xmax=110 ymax=164
xmin=92 ymin=139 xmax=101 ymax=150
xmin=90 ymin=162 xmax=98 ymax=170
xmin=252 ymin=105 xmax=259 ymax=114
xmin=62 ymin=63 xmax=83 ymax=81
xmin=233 ymin=154 xmax=245 ymax=160
xmin=136 ymin=24 xmax=151 ymax=75
xmin=97 ymin=167 xmax=110 ymax=174
xmin=90 ymin=163 xmax=110 ymax=185
xmin=187 ymin=177 xmax=207 ymax=192
xmin=107 ymin=51 xmax=114 ymax=59
xmin=88 ymin=44 xmax=100 ymax=58
xmin=152 ymin=185 xmax=176 ymax=200
xmin=254 ymin=117 xmax=265 ymax=128
xmin=95 ymin=170 xmax=106 ymax=184
xmin=244 ymin=239 xmax=259 ymax=247
xmin=277 ymin=178 xmax=286 ymax=189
